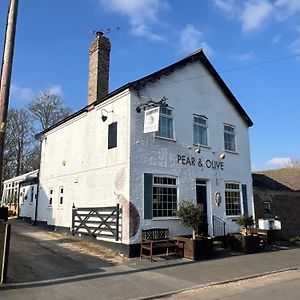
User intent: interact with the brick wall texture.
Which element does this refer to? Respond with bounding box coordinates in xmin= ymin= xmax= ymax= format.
xmin=253 ymin=188 xmax=300 ymax=239
xmin=88 ymin=34 xmax=111 ymax=105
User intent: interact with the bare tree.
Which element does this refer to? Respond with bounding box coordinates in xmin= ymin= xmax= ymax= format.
xmin=2 ymin=92 xmax=72 ymax=181
xmin=27 ymin=91 xmax=72 ymax=132
xmin=3 ymin=108 xmax=32 ymax=179
xmin=289 ymin=158 xmax=300 ymax=168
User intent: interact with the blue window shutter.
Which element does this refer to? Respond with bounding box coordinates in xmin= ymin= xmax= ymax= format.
xmin=144 ymin=173 xmax=153 ymax=219
xmin=242 ymin=184 xmax=248 ymax=215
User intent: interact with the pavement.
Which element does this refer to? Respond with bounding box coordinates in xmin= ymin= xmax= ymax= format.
xmin=1 ymin=220 xmax=300 ymax=300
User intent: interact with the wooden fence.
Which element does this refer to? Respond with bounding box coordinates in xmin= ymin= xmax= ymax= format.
xmin=71 ymin=205 xmax=121 ymax=241
xmin=0 ymin=222 xmax=11 ymax=284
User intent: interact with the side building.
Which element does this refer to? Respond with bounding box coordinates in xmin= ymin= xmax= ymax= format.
xmin=253 ymin=168 xmax=300 ymax=239
xmin=1 ymin=170 xmax=38 ymax=219
xmin=35 ymin=34 xmax=254 ymax=256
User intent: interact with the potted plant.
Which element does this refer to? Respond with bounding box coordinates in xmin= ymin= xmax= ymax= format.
xmin=235 ymin=214 xmax=254 ymax=236
xmin=229 ymin=214 xmax=261 ymax=253
xmin=176 ymin=201 xmax=213 ymax=260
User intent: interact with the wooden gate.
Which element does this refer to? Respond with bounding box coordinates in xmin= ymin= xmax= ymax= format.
xmin=72 ymin=204 xmax=121 ymax=241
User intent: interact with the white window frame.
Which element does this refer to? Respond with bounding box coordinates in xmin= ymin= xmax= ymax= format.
xmin=225 ymin=182 xmax=241 ymax=216
xmin=193 ymin=115 xmax=208 ymax=147
xmin=152 ymin=175 xmax=178 ymax=219
xmin=156 ymin=107 xmax=175 ymax=140
xmin=224 ymin=124 xmax=236 ymax=152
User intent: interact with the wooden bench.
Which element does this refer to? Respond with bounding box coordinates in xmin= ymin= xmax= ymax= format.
xmin=140 ymin=228 xmax=179 ymax=261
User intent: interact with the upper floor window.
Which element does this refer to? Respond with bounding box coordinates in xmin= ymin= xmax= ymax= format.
xmin=156 ymin=107 xmax=174 ymax=140
xmin=224 ymin=124 xmax=236 ymax=152
xmin=225 ymin=183 xmax=241 ymax=216
xmin=108 ymin=122 xmax=117 ymax=149
xmin=193 ymin=115 xmax=208 ymax=146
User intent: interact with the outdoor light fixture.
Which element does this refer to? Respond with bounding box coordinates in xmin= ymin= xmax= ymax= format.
xmin=194 ymin=144 xmax=201 ymax=154
xmin=213 ymin=149 xmax=226 ymax=160
xmin=219 ymin=151 xmax=225 ymax=160
xmin=214 ymin=192 xmax=222 ymax=206
xmin=136 ymin=96 xmax=168 ymax=113
xmin=101 ymin=109 xmax=113 ymax=122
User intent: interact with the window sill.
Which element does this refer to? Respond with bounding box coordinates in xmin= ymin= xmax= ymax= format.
xmin=57 ymin=206 xmax=63 ymax=210
xmin=152 ymin=217 xmax=180 ymax=221
xmin=225 ymin=150 xmax=238 ymax=155
xmin=155 ymin=136 xmax=176 ymax=142
xmin=193 ymin=144 xmax=211 ymax=149
xmin=225 ymin=215 xmax=239 ymax=220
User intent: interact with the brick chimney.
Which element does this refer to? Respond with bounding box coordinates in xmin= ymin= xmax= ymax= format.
xmin=87 ymin=32 xmax=111 ymax=105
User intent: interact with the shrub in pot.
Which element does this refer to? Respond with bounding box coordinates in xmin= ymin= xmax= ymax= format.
xmin=229 ymin=214 xmax=261 ymax=253
xmin=176 ymin=201 xmax=213 ymax=260
xmin=234 ymin=214 xmax=254 ymax=236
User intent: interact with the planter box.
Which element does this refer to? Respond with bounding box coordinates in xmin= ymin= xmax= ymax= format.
xmin=177 ymin=235 xmax=213 ymax=260
xmin=228 ymin=233 xmax=261 ymax=254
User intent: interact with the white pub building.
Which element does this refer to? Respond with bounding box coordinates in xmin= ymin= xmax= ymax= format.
xmin=33 ymin=32 xmax=253 ymax=256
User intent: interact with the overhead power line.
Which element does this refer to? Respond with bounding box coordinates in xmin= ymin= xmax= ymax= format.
xmin=153 ymin=52 xmax=300 ymax=89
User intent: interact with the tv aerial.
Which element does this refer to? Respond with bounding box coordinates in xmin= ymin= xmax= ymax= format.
xmin=91 ymin=27 xmax=120 ymax=37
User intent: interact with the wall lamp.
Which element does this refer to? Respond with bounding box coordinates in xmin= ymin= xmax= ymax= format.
xmin=213 ymin=149 xmax=226 ymax=160
xmin=136 ymin=96 xmax=168 ymax=113
xmin=187 ymin=144 xmax=201 ymax=153
xmin=101 ymin=109 xmax=113 ymax=122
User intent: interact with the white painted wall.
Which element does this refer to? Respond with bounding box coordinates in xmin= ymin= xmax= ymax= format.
xmin=129 ymin=61 xmax=253 ymax=244
xmin=38 ymin=90 xmax=132 ymax=243
xmin=37 ymin=60 xmax=253 ymax=247
xmin=19 ymin=184 xmax=37 ymax=220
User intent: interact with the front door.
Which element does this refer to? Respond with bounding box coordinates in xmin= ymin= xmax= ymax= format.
xmin=196 ymin=180 xmax=208 ymax=236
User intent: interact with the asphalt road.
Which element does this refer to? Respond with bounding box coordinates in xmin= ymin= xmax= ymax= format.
xmin=163 ymin=269 xmax=300 ymax=300
xmin=7 ymin=220 xmax=114 ymax=283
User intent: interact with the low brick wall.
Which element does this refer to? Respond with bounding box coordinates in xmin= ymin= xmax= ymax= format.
xmin=253 ymin=188 xmax=300 ymax=239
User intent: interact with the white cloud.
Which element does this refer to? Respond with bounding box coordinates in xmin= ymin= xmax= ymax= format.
xmin=48 ymin=85 xmax=63 ymax=96
xmin=10 ymin=84 xmax=64 ymax=104
xmin=241 ymin=0 xmax=273 ymax=32
xmin=288 ymin=37 xmax=300 ymax=53
xmin=214 ymin=0 xmax=237 ymax=15
xmin=275 ymin=0 xmax=300 ymax=20
xmin=179 ymin=24 xmax=213 ymax=56
xmin=100 ymin=0 xmax=170 ymax=41
xmin=265 ymin=157 xmax=292 ymax=168
xmin=231 ymin=51 xmax=255 ymax=61
xmin=10 ymin=84 xmax=35 ymax=102
xmin=215 ymin=0 xmax=300 ymax=33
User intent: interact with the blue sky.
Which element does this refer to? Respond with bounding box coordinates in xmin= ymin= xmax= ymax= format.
xmin=0 ymin=0 xmax=300 ymax=171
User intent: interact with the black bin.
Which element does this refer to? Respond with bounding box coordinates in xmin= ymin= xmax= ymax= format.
xmin=0 ymin=207 xmax=8 ymax=222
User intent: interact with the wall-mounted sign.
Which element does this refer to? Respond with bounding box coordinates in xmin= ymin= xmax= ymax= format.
xmin=177 ymin=155 xmax=224 ymax=170
xmin=144 ymin=107 xmax=160 ymax=133
xmin=214 ymin=192 xmax=222 ymax=206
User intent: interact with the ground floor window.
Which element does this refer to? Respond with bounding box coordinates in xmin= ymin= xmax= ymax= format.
xmin=225 ymin=183 xmax=241 ymax=216
xmin=153 ymin=176 xmax=177 ymax=217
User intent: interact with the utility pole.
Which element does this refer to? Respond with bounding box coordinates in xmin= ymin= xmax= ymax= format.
xmin=0 ymin=0 xmax=19 ymax=185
